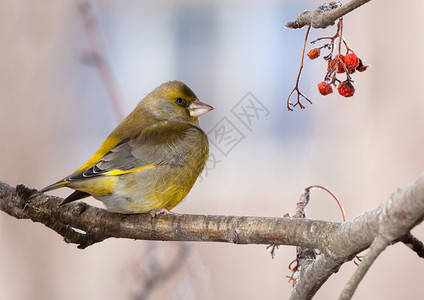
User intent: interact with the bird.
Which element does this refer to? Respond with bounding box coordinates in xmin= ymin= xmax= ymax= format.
xmin=40 ymin=81 xmax=213 ymax=215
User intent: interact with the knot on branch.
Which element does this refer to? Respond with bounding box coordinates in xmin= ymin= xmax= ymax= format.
xmin=73 ymin=229 xmax=107 ymax=249
xmin=8 ymin=183 xmax=106 ymax=249
xmin=16 ymin=184 xmax=40 ymax=209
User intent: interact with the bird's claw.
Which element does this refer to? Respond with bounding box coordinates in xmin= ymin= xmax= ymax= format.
xmin=149 ymin=207 xmax=174 ymax=219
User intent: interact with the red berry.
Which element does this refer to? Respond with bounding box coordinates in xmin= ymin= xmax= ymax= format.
xmin=335 ymin=54 xmax=345 ymax=73
xmin=307 ymin=48 xmax=320 ymax=60
xmin=343 ymin=53 xmax=359 ymax=71
xmin=356 ymin=58 xmax=368 ymax=72
xmin=318 ymin=81 xmax=333 ymax=96
xmin=337 ymin=81 xmax=355 ymax=97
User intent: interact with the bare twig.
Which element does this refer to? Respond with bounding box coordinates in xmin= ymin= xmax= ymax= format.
xmin=76 ymin=0 xmax=127 ymax=120
xmin=307 ymin=185 xmax=345 ymax=221
xmin=286 ymin=25 xmax=313 ymax=111
xmin=134 ymin=243 xmax=190 ymax=300
xmin=286 ymin=0 xmax=372 ymax=29
xmin=339 ymin=235 xmax=389 ymax=300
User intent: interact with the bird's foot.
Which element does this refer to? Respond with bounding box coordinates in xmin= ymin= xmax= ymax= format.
xmin=149 ymin=207 xmax=174 ymax=219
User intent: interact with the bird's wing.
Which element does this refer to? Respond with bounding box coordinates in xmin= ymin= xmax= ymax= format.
xmin=66 ymin=121 xmax=207 ymax=181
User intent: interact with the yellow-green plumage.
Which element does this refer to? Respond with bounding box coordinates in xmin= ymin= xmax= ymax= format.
xmin=40 ymin=81 xmax=213 ymax=214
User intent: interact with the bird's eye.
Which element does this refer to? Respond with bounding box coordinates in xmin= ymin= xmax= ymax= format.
xmin=175 ymin=97 xmax=188 ymax=107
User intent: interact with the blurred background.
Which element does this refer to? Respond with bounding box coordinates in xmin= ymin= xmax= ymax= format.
xmin=1 ymin=0 xmax=423 ymax=299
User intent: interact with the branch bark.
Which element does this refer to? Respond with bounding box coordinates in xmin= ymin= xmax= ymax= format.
xmin=290 ymin=174 xmax=424 ymax=299
xmin=0 ymin=181 xmax=343 ymax=249
xmin=286 ymin=0 xmax=372 ymax=29
xmin=0 ymin=173 xmax=423 ymax=299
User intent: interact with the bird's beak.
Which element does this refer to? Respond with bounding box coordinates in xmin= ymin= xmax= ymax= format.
xmin=189 ymin=99 xmax=214 ymax=117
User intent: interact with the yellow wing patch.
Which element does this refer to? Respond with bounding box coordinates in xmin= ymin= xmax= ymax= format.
xmin=70 ymin=164 xmax=155 ymax=197
xmin=74 ymin=137 xmax=122 ymax=173
xmin=103 ymin=164 xmax=155 ymax=176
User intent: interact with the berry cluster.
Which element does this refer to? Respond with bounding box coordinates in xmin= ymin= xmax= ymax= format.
xmin=286 ymin=18 xmax=368 ymax=111
xmin=307 ymin=20 xmax=367 ymax=98
xmin=310 ymin=50 xmax=366 ymax=97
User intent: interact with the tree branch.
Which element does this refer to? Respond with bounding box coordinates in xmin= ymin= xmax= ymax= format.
xmin=286 ymin=0 xmax=372 ymax=29
xmin=135 ymin=243 xmax=191 ymax=300
xmin=289 ymin=172 xmax=424 ymax=299
xmin=290 ymin=254 xmax=344 ymax=300
xmin=0 ymin=173 xmax=423 ymax=298
xmin=0 ymin=181 xmax=343 ymax=249
xmin=76 ymin=0 xmax=127 ymax=120
xmin=398 ymin=232 xmax=424 ymax=258
xmin=339 ymin=235 xmax=389 ymax=300
xmin=0 ymin=176 xmax=423 ymax=252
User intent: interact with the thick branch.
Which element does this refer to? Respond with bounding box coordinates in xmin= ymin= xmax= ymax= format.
xmin=286 ymin=0 xmax=372 ymax=29
xmin=291 ymin=254 xmax=344 ymax=300
xmin=0 ymin=173 xmax=423 ymax=298
xmin=0 ymin=181 xmax=343 ymax=249
xmin=290 ymin=173 xmax=424 ymax=299
xmin=0 ymin=175 xmax=423 ymax=254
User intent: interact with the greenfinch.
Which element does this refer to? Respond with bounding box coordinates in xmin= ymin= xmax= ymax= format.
xmin=41 ymin=81 xmax=213 ymax=214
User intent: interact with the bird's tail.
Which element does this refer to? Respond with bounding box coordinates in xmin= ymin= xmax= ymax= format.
xmin=39 ymin=180 xmax=69 ymax=193
xmin=40 ymin=180 xmax=90 ymax=206
xmin=60 ymin=190 xmax=91 ymax=206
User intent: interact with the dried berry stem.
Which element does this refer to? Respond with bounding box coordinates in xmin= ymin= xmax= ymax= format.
xmin=308 ymin=185 xmax=346 ymax=221
xmin=286 ymin=25 xmax=313 ymax=111
xmin=337 ymin=19 xmax=343 ymax=57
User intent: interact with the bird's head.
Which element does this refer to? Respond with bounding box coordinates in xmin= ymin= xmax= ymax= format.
xmin=144 ymin=81 xmax=214 ymax=123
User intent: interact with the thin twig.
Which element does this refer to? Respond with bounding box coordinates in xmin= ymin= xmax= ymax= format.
xmin=308 ymin=185 xmax=345 ymax=221
xmin=286 ymin=25 xmax=312 ymax=111
xmin=338 ymin=235 xmax=389 ymax=300
xmin=135 ymin=243 xmax=190 ymax=300
xmin=76 ymin=0 xmax=127 ymax=120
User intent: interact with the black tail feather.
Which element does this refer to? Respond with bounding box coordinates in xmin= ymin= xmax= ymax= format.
xmin=39 ymin=180 xmax=67 ymax=193
xmin=60 ymin=191 xmax=91 ymax=206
